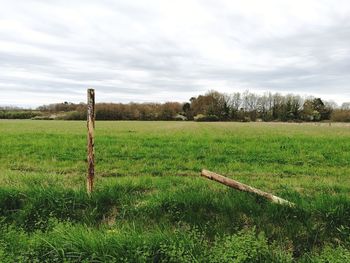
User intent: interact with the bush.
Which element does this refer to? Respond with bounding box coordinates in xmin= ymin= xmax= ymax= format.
xmin=331 ymin=110 xmax=350 ymax=122
xmin=194 ymin=114 xmax=219 ymax=122
xmin=174 ymin=114 xmax=187 ymax=121
xmin=0 ymin=111 xmax=40 ymax=119
xmin=61 ymin=111 xmax=86 ymax=120
xmin=31 ymin=115 xmax=55 ymax=120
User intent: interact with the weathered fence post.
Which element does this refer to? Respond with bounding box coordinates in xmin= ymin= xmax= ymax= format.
xmin=201 ymin=169 xmax=295 ymax=207
xmin=87 ymin=89 xmax=95 ymax=194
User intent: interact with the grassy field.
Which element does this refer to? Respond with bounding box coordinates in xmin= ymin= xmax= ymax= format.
xmin=0 ymin=120 xmax=349 ymax=262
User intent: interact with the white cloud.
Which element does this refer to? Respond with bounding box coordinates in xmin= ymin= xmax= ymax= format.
xmin=0 ymin=0 xmax=350 ymax=107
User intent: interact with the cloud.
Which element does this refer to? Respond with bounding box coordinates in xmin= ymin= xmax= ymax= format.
xmin=0 ymin=0 xmax=350 ymax=107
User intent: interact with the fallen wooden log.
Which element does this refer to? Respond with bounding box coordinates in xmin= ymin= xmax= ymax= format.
xmin=201 ymin=169 xmax=295 ymax=207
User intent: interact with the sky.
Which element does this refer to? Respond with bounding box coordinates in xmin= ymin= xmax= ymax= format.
xmin=1 ymin=0 xmax=350 ymax=107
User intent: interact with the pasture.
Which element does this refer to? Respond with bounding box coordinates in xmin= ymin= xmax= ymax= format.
xmin=0 ymin=120 xmax=349 ymax=262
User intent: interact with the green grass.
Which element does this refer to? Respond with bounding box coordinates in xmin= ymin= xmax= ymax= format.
xmin=0 ymin=120 xmax=349 ymax=262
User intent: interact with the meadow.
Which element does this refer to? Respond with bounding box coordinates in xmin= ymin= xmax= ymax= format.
xmin=0 ymin=120 xmax=349 ymax=262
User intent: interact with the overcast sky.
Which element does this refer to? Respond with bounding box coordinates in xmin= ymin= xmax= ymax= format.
xmin=1 ymin=0 xmax=350 ymax=107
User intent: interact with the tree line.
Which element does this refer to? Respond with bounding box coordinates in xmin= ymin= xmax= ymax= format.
xmin=1 ymin=90 xmax=350 ymax=122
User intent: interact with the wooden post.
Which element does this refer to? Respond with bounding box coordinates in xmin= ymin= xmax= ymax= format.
xmin=201 ymin=169 xmax=295 ymax=207
xmin=87 ymin=89 xmax=95 ymax=194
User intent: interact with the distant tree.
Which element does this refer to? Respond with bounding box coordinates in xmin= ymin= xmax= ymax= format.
xmin=331 ymin=109 xmax=350 ymax=122
xmin=257 ymin=93 xmax=273 ymax=121
xmin=301 ymin=98 xmax=331 ymax=121
xmin=272 ymin=93 xmax=285 ymax=120
xmin=31 ymin=90 xmax=339 ymax=122
xmin=190 ymin=90 xmax=230 ymax=121
xmin=229 ymin=92 xmax=242 ymax=120
xmin=160 ymin=102 xmax=182 ymax=120
xmin=242 ymin=91 xmax=258 ymax=121
xmin=302 ymin=99 xmax=317 ymax=121
xmin=282 ymin=94 xmax=303 ymax=121
xmin=341 ymin=102 xmax=350 ymax=110
xmin=313 ymin=98 xmax=332 ymax=120
xmin=182 ymin=102 xmax=193 ymax=120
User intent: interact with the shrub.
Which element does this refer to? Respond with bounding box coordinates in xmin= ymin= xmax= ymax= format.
xmin=61 ymin=111 xmax=86 ymax=120
xmin=31 ymin=115 xmax=55 ymax=120
xmin=194 ymin=114 xmax=219 ymax=122
xmin=0 ymin=111 xmax=39 ymax=119
xmin=331 ymin=110 xmax=350 ymax=122
xmin=242 ymin=116 xmax=251 ymax=122
xmin=174 ymin=114 xmax=187 ymax=121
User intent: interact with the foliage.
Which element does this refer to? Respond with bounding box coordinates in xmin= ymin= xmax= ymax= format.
xmin=0 ymin=110 xmax=40 ymax=119
xmin=2 ymin=90 xmax=346 ymax=122
xmin=59 ymin=111 xmax=86 ymax=120
xmin=301 ymin=98 xmax=332 ymax=121
xmin=194 ymin=114 xmax=219 ymax=122
xmin=331 ymin=109 xmax=350 ymax=122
